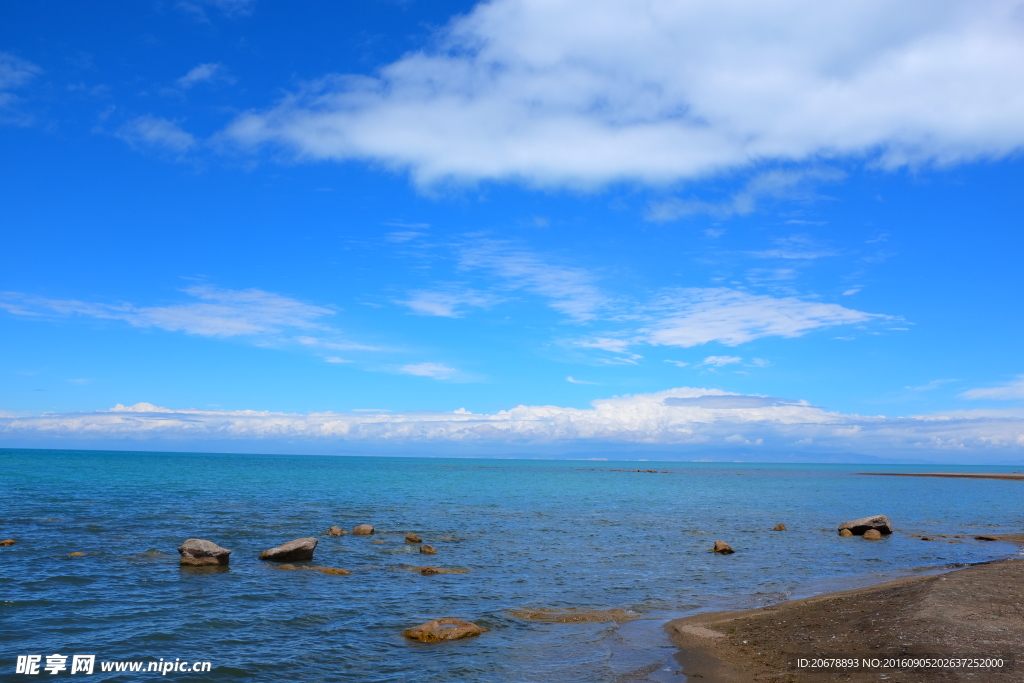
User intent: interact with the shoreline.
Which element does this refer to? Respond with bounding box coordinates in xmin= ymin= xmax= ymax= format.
xmin=666 ymin=534 xmax=1024 ymax=682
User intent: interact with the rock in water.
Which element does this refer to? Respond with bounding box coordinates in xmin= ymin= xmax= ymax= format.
xmin=326 ymin=526 xmax=347 ymax=537
xmin=0 ymin=539 xmax=15 ymax=546
xmin=975 ymin=535 xmax=999 ymax=541
xmin=839 ymin=529 xmax=854 ymax=537
xmin=418 ymin=565 xmax=441 ymax=575
xmin=68 ymin=552 xmax=85 ymax=557
xmin=420 ymin=544 xmax=437 ymax=555
xmin=838 ymin=515 xmax=893 ymax=536
xmin=403 ymin=618 xmax=487 ymax=642
xmin=406 ymin=533 xmax=423 ymax=543
xmin=862 ymin=529 xmax=883 ymax=540
xmin=711 ymin=540 xmax=735 ymax=554
xmin=178 ymin=538 xmax=232 ymax=566
xmin=773 ymin=523 xmax=787 ymax=531
xmin=353 ymin=524 xmax=374 ymax=535
xmin=259 ymin=537 xmax=318 ymax=562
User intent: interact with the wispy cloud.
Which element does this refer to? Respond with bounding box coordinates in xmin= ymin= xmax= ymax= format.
xmin=399 ymin=362 xmax=458 ymax=380
xmin=6 ymin=388 xmax=1024 ymax=456
xmin=116 ymin=115 xmax=195 ymax=154
xmin=700 ymin=355 xmax=743 ymax=367
xmin=399 ymin=288 xmax=497 ymax=318
xmin=647 ymin=169 xmax=844 ymax=222
xmin=961 ymin=376 xmax=1024 ymax=400
xmin=176 ymin=63 xmax=231 ymax=89
xmin=566 ymin=376 xmax=600 ymax=385
xmin=639 ymin=288 xmax=883 ymax=348
xmin=0 ymin=51 xmax=42 ymax=121
xmin=0 ymin=286 xmax=373 ymax=350
xmin=905 ymin=379 xmax=958 ymax=392
xmin=664 ymin=360 xmax=690 ymax=368
xmin=459 ymin=241 xmax=606 ymax=321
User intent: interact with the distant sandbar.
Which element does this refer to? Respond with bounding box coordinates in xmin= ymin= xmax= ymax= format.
xmin=857 ymin=472 xmax=1024 ymax=481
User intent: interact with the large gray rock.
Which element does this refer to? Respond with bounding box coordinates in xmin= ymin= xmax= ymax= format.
xmin=838 ymin=515 xmax=893 ymax=536
xmin=259 ymin=537 xmax=317 ymax=562
xmin=178 ymin=538 xmax=232 ymax=566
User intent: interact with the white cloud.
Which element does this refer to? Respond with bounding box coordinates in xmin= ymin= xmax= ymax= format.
xmin=961 ymin=376 xmax=1024 ymax=400
xmin=176 ymin=63 xmax=228 ymax=89
xmin=0 ymin=51 xmax=41 ymax=119
xmin=905 ymin=378 xmax=958 ymax=392
xmin=400 ymin=362 xmax=458 ymax=380
xmin=701 ymin=355 xmax=742 ymax=367
xmin=664 ymin=360 xmax=690 ymax=368
xmin=1 ymin=285 xmax=336 ymax=338
xmin=647 ymin=169 xmax=843 ymax=222
xmin=459 ymin=241 xmax=605 ymax=320
xmin=223 ymin=0 xmax=1024 ymax=187
xmin=116 ymin=115 xmax=195 ymax=154
xmin=5 ymin=387 xmax=1024 ymax=455
xmin=640 ymin=288 xmax=882 ymax=348
xmin=400 ymin=288 xmax=496 ymax=317
xmin=324 ymin=357 xmax=352 ymax=364
xmin=566 ymin=376 xmax=600 ymax=384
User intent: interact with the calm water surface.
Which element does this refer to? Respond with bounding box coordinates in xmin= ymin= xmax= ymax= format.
xmin=2 ymin=449 xmax=1022 ymax=682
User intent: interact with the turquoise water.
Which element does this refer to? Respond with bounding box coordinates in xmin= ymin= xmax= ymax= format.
xmin=2 ymin=449 xmax=1023 ymax=682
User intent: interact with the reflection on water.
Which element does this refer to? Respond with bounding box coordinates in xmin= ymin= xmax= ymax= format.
xmin=2 ymin=449 xmax=1021 ymax=682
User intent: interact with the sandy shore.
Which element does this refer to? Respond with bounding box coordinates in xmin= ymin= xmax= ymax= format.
xmin=857 ymin=472 xmax=1024 ymax=481
xmin=667 ymin=535 xmax=1024 ymax=682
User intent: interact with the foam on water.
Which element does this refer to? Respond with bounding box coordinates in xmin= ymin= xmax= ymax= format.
xmin=2 ymin=449 xmax=1021 ymax=681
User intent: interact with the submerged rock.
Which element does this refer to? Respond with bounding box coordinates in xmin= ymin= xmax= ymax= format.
xmin=403 ymin=618 xmax=487 ymax=642
xmin=353 ymin=524 xmax=374 ymax=535
xmin=178 ymin=538 xmax=232 ymax=566
xmin=259 ymin=537 xmax=317 ymax=562
xmin=406 ymin=533 xmax=423 ymax=543
xmin=326 ymin=526 xmax=347 ymax=537
xmin=420 ymin=544 xmax=437 ymax=555
xmin=838 ymin=515 xmax=893 ymax=536
xmin=862 ymin=529 xmax=883 ymax=540
xmin=773 ymin=523 xmax=787 ymax=531
xmin=68 ymin=552 xmax=85 ymax=557
xmin=711 ymin=540 xmax=735 ymax=554
xmin=0 ymin=539 xmax=16 ymax=546
xmin=975 ymin=535 xmax=999 ymax=541
xmin=398 ymin=565 xmax=469 ymax=575
xmin=277 ymin=564 xmax=351 ymax=576
xmin=510 ymin=608 xmax=639 ymax=623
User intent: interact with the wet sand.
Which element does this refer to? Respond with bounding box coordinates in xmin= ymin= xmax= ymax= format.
xmin=857 ymin=472 xmax=1024 ymax=481
xmin=667 ymin=535 xmax=1024 ymax=682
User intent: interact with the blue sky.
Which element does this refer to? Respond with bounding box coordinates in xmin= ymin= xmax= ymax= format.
xmin=2 ymin=0 xmax=1023 ymax=460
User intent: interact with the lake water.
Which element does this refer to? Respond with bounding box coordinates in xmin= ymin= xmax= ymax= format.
xmin=2 ymin=449 xmax=1023 ymax=681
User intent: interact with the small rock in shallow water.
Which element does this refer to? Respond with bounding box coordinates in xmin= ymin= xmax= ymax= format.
xmin=510 ymin=608 xmax=639 ymax=623
xmin=353 ymin=524 xmax=374 ymax=535
xmin=838 ymin=515 xmax=893 ymax=536
xmin=839 ymin=529 xmax=854 ymax=537
xmin=420 ymin=544 xmax=437 ymax=555
xmin=406 ymin=533 xmax=422 ymax=543
xmin=921 ymin=537 xmax=934 ymax=541
xmin=68 ymin=552 xmax=85 ymax=557
xmin=326 ymin=526 xmax=347 ymax=536
xmin=975 ymin=535 xmax=999 ymax=541
xmin=0 ymin=539 xmax=16 ymax=546
xmin=862 ymin=529 xmax=883 ymax=540
xmin=773 ymin=523 xmax=787 ymax=531
xmin=178 ymin=538 xmax=232 ymax=566
xmin=711 ymin=540 xmax=735 ymax=554
xmin=259 ymin=537 xmax=317 ymax=562
xmin=403 ymin=618 xmax=486 ymax=642
xmin=277 ymin=564 xmax=351 ymax=576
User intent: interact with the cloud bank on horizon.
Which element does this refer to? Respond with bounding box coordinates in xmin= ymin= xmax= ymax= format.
xmin=225 ymin=0 xmax=1024 ymax=187
xmin=4 ymin=387 xmax=1023 ymax=457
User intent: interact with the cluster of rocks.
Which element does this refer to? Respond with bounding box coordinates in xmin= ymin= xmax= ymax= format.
xmin=709 ymin=515 xmax=896 ymax=554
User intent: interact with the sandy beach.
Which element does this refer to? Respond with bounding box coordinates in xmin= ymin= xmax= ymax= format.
xmin=668 ymin=535 xmax=1024 ymax=682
